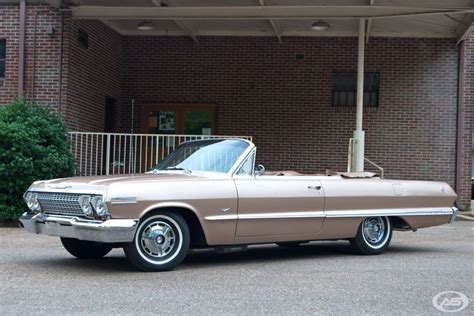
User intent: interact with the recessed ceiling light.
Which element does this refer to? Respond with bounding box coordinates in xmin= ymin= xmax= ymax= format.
xmin=311 ymin=21 xmax=330 ymax=31
xmin=137 ymin=21 xmax=155 ymax=31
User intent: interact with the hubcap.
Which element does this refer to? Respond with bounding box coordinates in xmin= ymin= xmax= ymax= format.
xmin=141 ymin=221 xmax=176 ymax=258
xmin=362 ymin=217 xmax=386 ymax=244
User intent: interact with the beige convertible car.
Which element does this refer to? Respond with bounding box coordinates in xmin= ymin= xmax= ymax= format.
xmin=20 ymin=139 xmax=458 ymax=271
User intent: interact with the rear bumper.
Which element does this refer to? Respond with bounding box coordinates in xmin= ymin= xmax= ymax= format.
xmin=19 ymin=212 xmax=138 ymax=243
xmin=449 ymin=207 xmax=459 ymax=223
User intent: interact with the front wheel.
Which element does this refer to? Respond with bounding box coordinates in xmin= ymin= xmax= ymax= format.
xmin=124 ymin=212 xmax=190 ymax=271
xmin=60 ymin=237 xmax=113 ymax=259
xmin=350 ymin=216 xmax=392 ymax=255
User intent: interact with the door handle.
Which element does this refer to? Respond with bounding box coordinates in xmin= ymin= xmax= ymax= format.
xmin=307 ymin=185 xmax=322 ymax=190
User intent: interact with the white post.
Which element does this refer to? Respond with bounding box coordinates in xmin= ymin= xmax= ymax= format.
xmin=353 ymin=18 xmax=366 ymax=172
xmin=105 ymin=134 xmax=111 ymax=175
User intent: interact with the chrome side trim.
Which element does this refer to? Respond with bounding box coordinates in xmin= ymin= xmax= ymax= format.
xmin=205 ymin=211 xmax=325 ymax=221
xmin=111 ymin=197 xmax=137 ymax=204
xmin=239 ymin=211 xmax=326 ymax=219
xmin=205 ymin=215 xmax=239 ymax=221
xmin=449 ymin=207 xmax=459 ymax=223
xmin=325 ymin=207 xmax=454 ymax=218
xmin=204 ymin=207 xmax=455 ymax=221
xmin=19 ymin=213 xmax=138 ymax=243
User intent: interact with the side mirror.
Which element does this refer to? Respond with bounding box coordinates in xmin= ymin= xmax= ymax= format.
xmin=255 ymin=164 xmax=265 ymax=176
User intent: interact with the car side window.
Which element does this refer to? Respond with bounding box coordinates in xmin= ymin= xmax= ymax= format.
xmin=236 ymin=151 xmax=255 ymax=176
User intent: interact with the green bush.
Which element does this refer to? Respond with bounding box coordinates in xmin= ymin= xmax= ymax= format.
xmin=0 ymin=99 xmax=75 ymax=221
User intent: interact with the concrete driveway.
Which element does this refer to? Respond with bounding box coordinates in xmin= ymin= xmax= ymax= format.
xmin=0 ymin=221 xmax=473 ymax=315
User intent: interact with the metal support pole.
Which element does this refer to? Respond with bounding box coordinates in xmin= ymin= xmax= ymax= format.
xmin=352 ymin=18 xmax=366 ymax=172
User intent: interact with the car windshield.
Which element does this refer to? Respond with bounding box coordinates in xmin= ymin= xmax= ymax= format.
xmin=153 ymin=139 xmax=249 ymax=174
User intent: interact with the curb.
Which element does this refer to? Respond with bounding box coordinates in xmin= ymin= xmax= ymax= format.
xmin=457 ymin=214 xmax=474 ymax=221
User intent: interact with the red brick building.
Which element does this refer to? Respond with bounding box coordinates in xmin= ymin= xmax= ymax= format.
xmin=0 ymin=1 xmax=472 ymax=207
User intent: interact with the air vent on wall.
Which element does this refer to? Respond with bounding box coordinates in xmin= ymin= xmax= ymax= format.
xmin=295 ymin=53 xmax=305 ymax=60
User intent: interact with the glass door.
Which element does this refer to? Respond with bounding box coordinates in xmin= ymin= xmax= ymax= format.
xmin=140 ymin=104 xmax=216 ymax=170
xmin=184 ymin=110 xmax=213 ymax=135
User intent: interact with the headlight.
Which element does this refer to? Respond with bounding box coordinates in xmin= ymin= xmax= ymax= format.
xmin=24 ymin=192 xmax=41 ymax=212
xmin=78 ymin=195 xmax=94 ymax=217
xmin=91 ymin=196 xmax=109 ymax=218
xmin=31 ymin=193 xmax=40 ymax=211
xmin=24 ymin=192 xmax=34 ymax=209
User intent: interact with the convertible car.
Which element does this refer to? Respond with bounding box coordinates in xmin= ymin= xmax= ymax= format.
xmin=20 ymin=139 xmax=458 ymax=271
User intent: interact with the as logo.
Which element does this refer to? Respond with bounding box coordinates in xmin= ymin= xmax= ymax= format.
xmin=432 ymin=291 xmax=469 ymax=313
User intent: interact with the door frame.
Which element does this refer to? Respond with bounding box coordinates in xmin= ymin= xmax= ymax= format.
xmin=140 ymin=103 xmax=217 ymax=134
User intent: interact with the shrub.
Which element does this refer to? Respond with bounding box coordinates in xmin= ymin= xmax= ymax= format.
xmin=0 ymin=99 xmax=75 ymax=221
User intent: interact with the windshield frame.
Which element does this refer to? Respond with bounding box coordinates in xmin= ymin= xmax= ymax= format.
xmin=152 ymin=138 xmax=255 ymax=176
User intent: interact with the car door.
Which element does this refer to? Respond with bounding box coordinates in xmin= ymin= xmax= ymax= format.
xmin=233 ymin=156 xmax=325 ymax=239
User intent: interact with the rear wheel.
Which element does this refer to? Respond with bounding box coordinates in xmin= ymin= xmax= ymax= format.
xmin=124 ymin=211 xmax=190 ymax=272
xmin=60 ymin=237 xmax=113 ymax=259
xmin=350 ymin=216 xmax=392 ymax=255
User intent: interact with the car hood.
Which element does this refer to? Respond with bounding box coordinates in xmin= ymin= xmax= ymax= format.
xmin=28 ymin=172 xmax=219 ymax=193
xmin=44 ymin=172 xmax=205 ymax=185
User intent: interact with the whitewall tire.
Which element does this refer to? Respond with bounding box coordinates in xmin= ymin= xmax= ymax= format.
xmin=124 ymin=212 xmax=190 ymax=271
xmin=350 ymin=216 xmax=392 ymax=255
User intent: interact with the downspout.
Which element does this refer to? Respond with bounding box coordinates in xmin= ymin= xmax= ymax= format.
xmin=57 ymin=11 xmax=64 ymax=115
xmin=18 ymin=0 xmax=26 ymax=99
xmin=455 ymin=40 xmax=466 ymax=208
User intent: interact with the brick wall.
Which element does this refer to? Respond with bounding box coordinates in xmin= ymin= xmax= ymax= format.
xmin=0 ymin=5 xmax=20 ymax=104
xmin=64 ymin=17 xmax=122 ymax=132
xmin=0 ymin=4 xmax=64 ymax=109
xmin=120 ymin=36 xmax=469 ymax=203
xmin=0 ymin=4 xmax=122 ymax=132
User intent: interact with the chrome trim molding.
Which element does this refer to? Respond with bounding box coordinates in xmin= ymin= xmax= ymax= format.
xmin=239 ymin=211 xmax=326 ymax=219
xmin=111 ymin=197 xmax=138 ymax=204
xmin=205 ymin=215 xmax=239 ymax=221
xmin=325 ymin=207 xmax=454 ymax=218
xmin=449 ymin=207 xmax=459 ymax=223
xmin=205 ymin=207 xmax=455 ymax=221
xmin=20 ymin=212 xmax=138 ymax=243
xmin=205 ymin=211 xmax=325 ymax=221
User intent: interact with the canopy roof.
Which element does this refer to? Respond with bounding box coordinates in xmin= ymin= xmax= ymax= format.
xmin=54 ymin=0 xmax=474 ymax=43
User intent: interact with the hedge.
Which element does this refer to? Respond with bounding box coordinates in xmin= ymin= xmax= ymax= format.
xmin=0 ymin=99 xmax=75 ymax=221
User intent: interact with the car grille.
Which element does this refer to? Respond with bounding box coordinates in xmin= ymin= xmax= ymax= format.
xmin=37 ymin=192 xmax=95 ymax=217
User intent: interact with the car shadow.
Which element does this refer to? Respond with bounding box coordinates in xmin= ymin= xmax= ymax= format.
xmin=183 ymin=241 xmax=352 ymax=266
xmin=20 ymin=241 xmax=445 ymax=273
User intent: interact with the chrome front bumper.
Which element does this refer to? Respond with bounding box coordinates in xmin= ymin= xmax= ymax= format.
xmin=19 ymin=212 xmax=138 ymax=243
xmin=449 ymin=207 xmax=459 ymax=223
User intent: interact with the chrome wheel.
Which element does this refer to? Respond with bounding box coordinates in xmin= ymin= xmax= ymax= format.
xmin=141 ymin=221 xmax=176 ymax=258
xmin=134 ymin=214 xmax=184 ymax=265
xmin=350 ymin=216 xmax=392 ymax=255
xmin=362 ymin=217 xmax=386 ymax=245
xmin=124 ymin=212 xmax=190 ymax=271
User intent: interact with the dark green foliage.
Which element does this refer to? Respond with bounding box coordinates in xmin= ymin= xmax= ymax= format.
xmin=0 ymin=99 xmax=75 ymax=220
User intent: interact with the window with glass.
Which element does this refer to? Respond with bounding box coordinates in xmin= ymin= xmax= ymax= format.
xmin=332 ymin=72 xmax=379 ymax=107
xmin=236 ymin=151 xmax=255 ymax=176
xmin=154 ymin=139 xmax=249 ymax=174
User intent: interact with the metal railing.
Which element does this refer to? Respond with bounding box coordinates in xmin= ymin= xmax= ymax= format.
xmin=347 ymin=137 xmax=385 ymax=178
xmin=364 ymin=157 xmax=385 ymax=179
xmin=69 ymin=132 xmax=252 ymax=176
